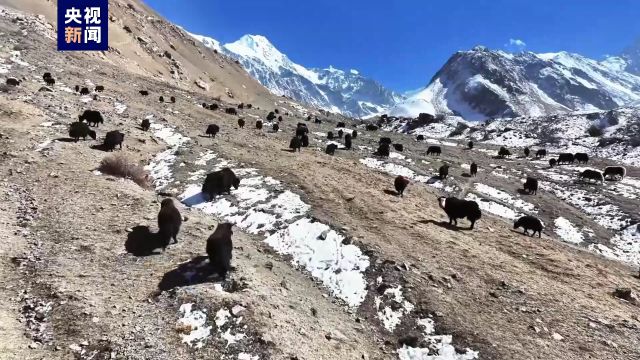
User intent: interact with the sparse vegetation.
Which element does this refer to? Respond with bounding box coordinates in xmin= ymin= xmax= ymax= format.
xmin=98 ymin=153 xmax=149 ymax=188
xmin=587 ymin=125 xmax=603 ymax=137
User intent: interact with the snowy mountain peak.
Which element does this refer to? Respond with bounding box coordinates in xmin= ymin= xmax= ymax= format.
xmin=186 ymin=29 xmax=400 ymax=117
xmin=390 ymin=46 xmax=640 ymax=120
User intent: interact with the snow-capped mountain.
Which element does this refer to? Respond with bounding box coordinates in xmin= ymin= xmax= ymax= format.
xmin=390 ymin=46 xmax=640 ymax=120
xmin=187 ymin=32 xmax=400 ymax=117
xmin=604 ymin=37 xmax=640 ymax=76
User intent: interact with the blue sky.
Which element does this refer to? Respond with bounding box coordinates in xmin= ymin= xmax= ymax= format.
xmin=144 ymin=0 xmax=640 ymax=92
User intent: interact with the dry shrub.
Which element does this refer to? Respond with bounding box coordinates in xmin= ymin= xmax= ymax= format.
xmin=98 ymin=153 xmax=150 ymax=188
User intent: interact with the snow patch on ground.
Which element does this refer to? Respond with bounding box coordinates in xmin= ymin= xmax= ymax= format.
xmin=265 ymin=218 xmax=370 ymax=307
xmin=114 ymin=102 xmax=127 ymax=114
xmin=465 ymin=193 xmax=520 ymax=221
xmin=177 ymin=303 xmax=212 ymax=349
xmin=397 ymin=316 xmax=479 ymax=360
xmin=473 ymin=183 xmax=537 ymax=214
xmin=554 ymin=217 xmax=584 ymax=244
xmin=374 ymin=284 xmax=414 ymax=331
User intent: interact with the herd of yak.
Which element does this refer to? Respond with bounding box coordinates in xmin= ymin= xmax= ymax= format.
xmin=34 ymin=69 xmax=629 ymax=279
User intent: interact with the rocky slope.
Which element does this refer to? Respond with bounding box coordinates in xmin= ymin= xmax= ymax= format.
xmin=389 ymin=46 xmax=640 ymax=120
xmin=187 ymin=32 xmax=401 ymax=118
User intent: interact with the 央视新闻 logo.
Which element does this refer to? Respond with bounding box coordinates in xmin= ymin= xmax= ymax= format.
xmin=57 ymin=0 xmax=108 ymax=51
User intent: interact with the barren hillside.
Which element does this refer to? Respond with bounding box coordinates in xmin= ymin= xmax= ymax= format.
xmin=0 ymin=1 xmax=639 ymax=360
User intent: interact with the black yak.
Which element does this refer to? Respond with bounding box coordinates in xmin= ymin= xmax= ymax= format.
xmin=44 ymin=77 xmax=55 ymax=86
xmin=536 ymin=149 xmax=547 ymax=158
xmin=344 ymin=134 xmax=352 ymax=150
xmin=278 ymin=115 xmax=283 ymax=122
xmin=209 ymin=103 xmax=219 ymax=111
xmin=314 ymin=117 xmax=322 ymax=124
xmin=78 ymin=110 xmax=104 ymax=127
xmin=238 ymin=118 xmax=245 ymax=128
xmin=157 ymin=198 xmax=182 ymax=247
xmin=68 ymin=122 xmax=97 ymax=141
xmin=289 ymin=136 xmax=301 ymax=152
xmin=256 ymin=120 xmax=263 ymax=130
xmin=95 ymin=85 xmax=104 ymax=92
xmin=6 ymin=78 xmax=20 ymax=86
xmin=139 ymin=90 xmax=149 ymax=96
xmin=438 ymin=197 xmax=481 ymax=230
xmin=604 ymin=166 xmax=626 ymax=181
xmin=574 ymin=153 xmax=589 ymax=164
xmin=514 ymin=216 xmax=543 ymax=237
xmin=225 ymin=107 xmax=238 ymax=115
xmin=468 ymin=141 xmax=474 ymax=149
xmin=327 ymin=131 xmax=335 ymax=140
xmin=523 ymin=177 xmax=538 ymax=194
xmin=300 ymin=134 xmax=309 ymax=147
xmin=206 ymin=223 xmax=234 ymax=279
xmin=266 ymin=112 xmax=276 ymax=121
xmin=549 ymin=158 xmax=557 ymax=167
xmin=337 ymin=122 xmax=346 ymax=128
xmin=74 ymin=85 xmax=80 ymax=92
xmin=296 ymin=124 xmax=308 ymax=137
xmin=159 ymin=95 xmax=164 ymax=102
xmin=557 ymin=153 xmax=574 ymax=165
xmin=379 ymin=137 xmax=392 ymax=145
xmin=524 ymin=147 xmax=530 ymax=157
xmin=351 ymin=130 xmax=358 ymax=139
xmin=238 ymin=103 xmax=244 ymax=109
xmin=439 ymin=165 xmax=449 ymax=180
xmin=80 ymin=87 xmax=90 ymax=95
xmin=202 ymin=102 xmax=208 ymax=108
xmin=272 ymin=123 xmax=279 ymax=132
xmin=202 ymin=168 xmax=240 ymax=199
xmin=579 ymin=169 xmax=604 ymax=184
xmin=104 ymin=130 xmax=125 ymax=151
xmin=42 ymin=72 xmax=52 ymax=80
xmin=206 ymin=124 xmax=220 ymax=138
xmin=470 ymin=162 xmax=478 ymax=177
xmin=170 ymin=96 xmax=176 ymax=103
xmin=141 ymin=119 xmax=151 ymax=131
xmin=366 ymin=124 xmax=378 ymax=131
xmin=375 ymin=143 xmax=390 ymax=157
xmin=427 ymin=146 xmax=441 ymax=156
xmin=394 ymin=176 xmax=410 ymax=197
xmin=393 ymin=144 xmax=404 ymax=152
xmin=338 ymin=129 xmax=344 ymax=139
xmin=498 ymin=147 xmax=511 ymax=158
xmin=417 ymin=135 xmax=425 ymax=141
xmin=325 ymin=143 xmax=338 ymax=155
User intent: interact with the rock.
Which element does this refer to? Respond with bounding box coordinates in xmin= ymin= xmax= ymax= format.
xmin=551 ymin=333 xmax=563 ymax=341
xmin=28 ymin=342 xmax=38 ymax=349
xmin=613 ymin=288 xmax=638 ymax=304
xmin=38 ymin=86 xmax=53 ymax=92
xmin=318 ymin=230 xmax=329 ymax=240
xmin=231 ymin=305 xmax=246 ymax=317
xmin=311 ymin=307 xmax=317 ymax=317
xmin=264 ymin=261 xmax=273 ymax=271
xmin=195 ymin=79 xmax=209 ymax=91
xmin=329 ymin=330 xmax=349 ymax=342
xmin=343 ymin=194 xmax=356 ymax=201
xmin=280 ymin=280 xmax=289 ymax=290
